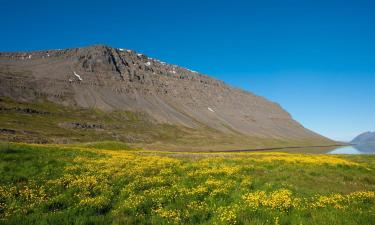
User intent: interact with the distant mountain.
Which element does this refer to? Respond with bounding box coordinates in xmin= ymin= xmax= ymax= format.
xmin=0 ymin=45 xmax=334 ymax=150
xmin=351 ymin=132 xmax=375 ymax=144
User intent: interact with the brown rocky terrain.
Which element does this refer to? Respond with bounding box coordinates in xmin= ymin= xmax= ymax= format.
xmin=0 ymin=45 xmax=334 ymax=149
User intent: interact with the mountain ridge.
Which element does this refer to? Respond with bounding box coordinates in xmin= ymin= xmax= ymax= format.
xmin=0 ymin=45 xmax=334 ymax=149
xmin=351 ymin=131 xmax=375 ymax=144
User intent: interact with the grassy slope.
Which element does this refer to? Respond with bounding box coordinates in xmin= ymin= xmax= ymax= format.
xmin=0 ymin=142 xmax=374 ymax=224
xmin=0 ymin=97 xmax=335 ymax=151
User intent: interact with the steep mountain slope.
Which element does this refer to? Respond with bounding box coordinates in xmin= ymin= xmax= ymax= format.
xmin=0 ymin=45 xmax=334 ymax=150
xmin=351 ymin=132 xmax=375 ymax=144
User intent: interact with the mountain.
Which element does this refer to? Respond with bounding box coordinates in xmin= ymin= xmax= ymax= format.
xmin=351 ymin=132 xmax=375 ymax=144
xmin=0 ymin=45 xmax=334 ymax=150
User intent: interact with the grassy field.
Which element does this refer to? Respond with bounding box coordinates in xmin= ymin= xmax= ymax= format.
xmin=0 ymin=97 xmax=335 ymax=151
xmin=0 ymin=142 xmax=374 ymax=224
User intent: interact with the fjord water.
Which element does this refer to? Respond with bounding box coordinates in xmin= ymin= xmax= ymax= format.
xmin=277 ymin=144 xmax=375 ymax=154
xmin=328 ymin=144 xmax=375 ymax=154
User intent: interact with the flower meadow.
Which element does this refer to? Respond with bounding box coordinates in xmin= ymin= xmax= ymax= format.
xmin=0 ymin=142 xmax=375 ymax=224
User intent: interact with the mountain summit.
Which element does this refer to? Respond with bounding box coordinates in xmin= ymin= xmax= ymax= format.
xmin=0 ymin=45 xmax=333 ymax=150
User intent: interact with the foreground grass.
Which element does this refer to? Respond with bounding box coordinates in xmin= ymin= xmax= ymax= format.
xmin=0 ymin=142 xmax=375 ymax=224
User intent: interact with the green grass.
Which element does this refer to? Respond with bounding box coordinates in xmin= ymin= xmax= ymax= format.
xmin=0 ymin=97 xmax=335 ymax=151
xmin=0 ymin=142 xmax=374 ymax=224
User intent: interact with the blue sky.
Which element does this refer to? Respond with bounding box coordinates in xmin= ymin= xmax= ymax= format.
xmin=1 ymin=0 xmax=374 ymax=141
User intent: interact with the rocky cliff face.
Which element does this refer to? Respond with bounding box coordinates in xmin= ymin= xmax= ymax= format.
xmin=0 ymin=45 xmax=330 ymax=143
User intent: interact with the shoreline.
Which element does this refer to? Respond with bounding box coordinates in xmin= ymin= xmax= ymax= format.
xmin=197 ymin=144 xmax=348 ymax=153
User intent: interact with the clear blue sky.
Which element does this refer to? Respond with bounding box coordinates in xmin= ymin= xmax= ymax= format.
xmin=1 ymin=0 xmax=374 ymax=141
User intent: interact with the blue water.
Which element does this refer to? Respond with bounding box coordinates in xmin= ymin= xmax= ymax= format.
xmin=328 ymin=144 xmax=375 ymax=154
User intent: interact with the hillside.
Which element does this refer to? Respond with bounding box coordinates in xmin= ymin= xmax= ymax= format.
xmin=351 ymin=132 xmax=375 ymax=145
xmin=0 ymin=45 xmax=334 ymax=150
